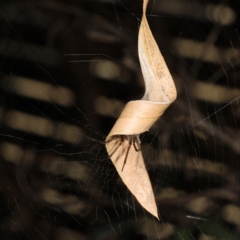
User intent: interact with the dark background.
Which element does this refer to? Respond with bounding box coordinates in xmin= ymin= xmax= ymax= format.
xmin=0 ymin=0 xmax=240 ymax=239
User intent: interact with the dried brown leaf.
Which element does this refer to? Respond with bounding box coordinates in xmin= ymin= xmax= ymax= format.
xmin=105 ymin=0 xmax=177 ymax=219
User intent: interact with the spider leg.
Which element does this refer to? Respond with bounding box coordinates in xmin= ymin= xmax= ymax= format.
xmin=133 ymin=136 xmax=141 ymax=152
xmin=107 ymin=135 xmax=126 ymax=158
xmin=105 ymin=135 xmax=120 ymax=144
xmin=109 ymin=141 xmax=122 ymax=158
xmin=121 ymin=136 xmax=133 ymax=171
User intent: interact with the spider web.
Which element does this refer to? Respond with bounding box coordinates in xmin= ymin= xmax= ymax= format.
xmin=0 ymin=0 xmax=239 ymax=239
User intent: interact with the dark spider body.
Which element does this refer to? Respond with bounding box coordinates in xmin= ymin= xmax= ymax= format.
xmin=105 ymin=135 xmax=141 ymax=171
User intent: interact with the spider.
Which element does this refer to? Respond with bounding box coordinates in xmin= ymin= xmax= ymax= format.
xmin=105 ymin=135 xmax=141 ymax=171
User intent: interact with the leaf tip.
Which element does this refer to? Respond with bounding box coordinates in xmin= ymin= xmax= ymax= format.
xmin=153 ymin=211 xmax=160 ymax=221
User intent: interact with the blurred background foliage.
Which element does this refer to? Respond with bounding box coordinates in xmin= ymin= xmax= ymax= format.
xmin=0 ymin=0 xmax=240 ymax=239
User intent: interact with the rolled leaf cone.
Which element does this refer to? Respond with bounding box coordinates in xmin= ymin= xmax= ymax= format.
xmin=105 ymin=0 xmax=177 ymax=219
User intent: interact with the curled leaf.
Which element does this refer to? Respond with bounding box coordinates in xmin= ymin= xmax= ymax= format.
xmin=105 ymin=0 xmax=177 ymax=219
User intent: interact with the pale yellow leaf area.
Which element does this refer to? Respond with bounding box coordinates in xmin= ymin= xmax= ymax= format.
xmin=105 ymin=0 xmax=177 ymax=219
